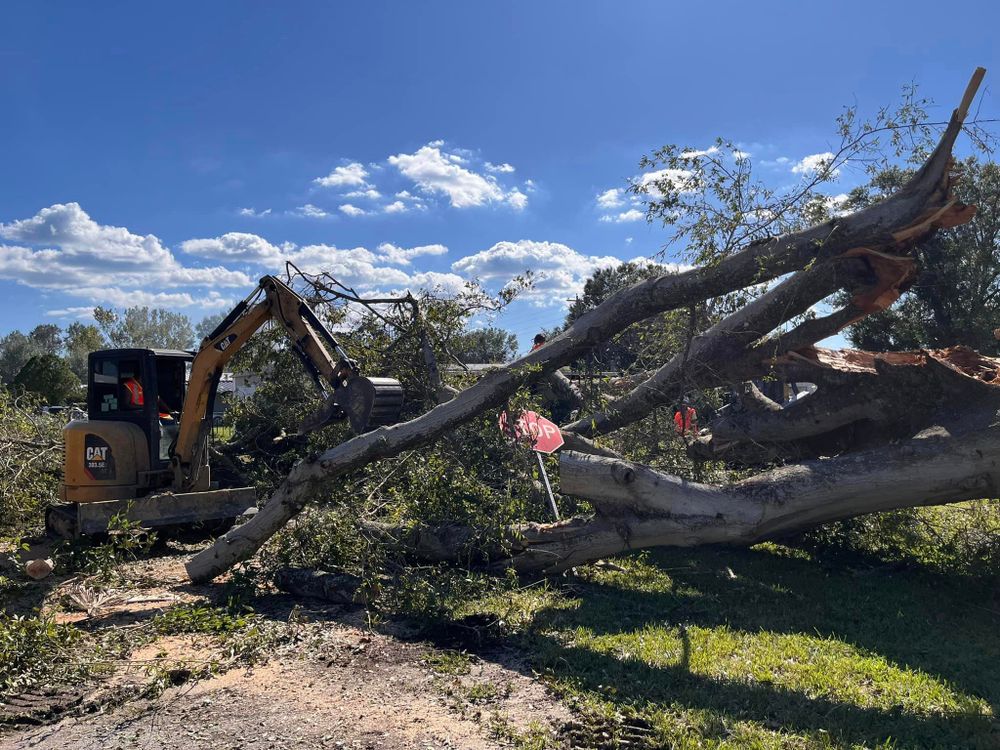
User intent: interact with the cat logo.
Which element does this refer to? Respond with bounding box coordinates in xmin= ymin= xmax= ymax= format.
xmin=86 ymin=446 xmax=108 ymax=462
xmin=83 ymin=434 xmax=116 ymax=481
xmin=215 ymin=333 xmax=238 ymax=352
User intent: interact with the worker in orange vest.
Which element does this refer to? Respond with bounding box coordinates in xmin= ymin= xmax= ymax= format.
xmin=122 ymin=374 xmax=174 ymax=421
xmin=673 ymin=403 xmax=697 ymax=436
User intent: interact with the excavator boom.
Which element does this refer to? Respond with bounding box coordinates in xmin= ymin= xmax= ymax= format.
xmin=171 ymin=275 xmax=403 ymax=491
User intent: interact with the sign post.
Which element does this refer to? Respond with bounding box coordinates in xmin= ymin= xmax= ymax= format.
xmin=499 ymin=410 xmax=565 ymax=520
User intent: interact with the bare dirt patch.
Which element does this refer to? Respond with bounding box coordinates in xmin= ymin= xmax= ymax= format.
xmin=0 ymin=549 xmax=571 ymax=750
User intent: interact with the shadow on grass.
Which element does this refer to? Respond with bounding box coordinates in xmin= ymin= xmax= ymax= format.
xmin=524 ymin=544 xmax=1000 ymax=748
xmin=194 ymin=544 xmax=1000 ymax=748
xmin=530 ymin=637 xmax=994 ymax=748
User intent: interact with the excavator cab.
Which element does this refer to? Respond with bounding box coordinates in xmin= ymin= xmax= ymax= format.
xmin=86 ymin=349 xmax=190 ymax=468
xmin=61 ymin=349 xmax=192 ymax=505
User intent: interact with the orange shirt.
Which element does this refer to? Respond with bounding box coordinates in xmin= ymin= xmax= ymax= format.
xmin=674 ymin=406 xmax=697 ymax=435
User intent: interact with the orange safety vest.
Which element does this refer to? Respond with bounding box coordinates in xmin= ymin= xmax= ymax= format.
xmin=123 ymin=377 xmax=173 ymax=420
xmin=674 ymin=406 xmax=697 ymax=435
xmin=123 ymin=377 xmax=144 ymax=407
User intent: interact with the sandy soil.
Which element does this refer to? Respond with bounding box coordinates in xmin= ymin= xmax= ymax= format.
xmin=0 ymin=551 xmax=571 ymax=750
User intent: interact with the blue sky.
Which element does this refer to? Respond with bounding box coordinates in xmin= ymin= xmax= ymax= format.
xmin=1 ymin=2 xmax=998 ymax=353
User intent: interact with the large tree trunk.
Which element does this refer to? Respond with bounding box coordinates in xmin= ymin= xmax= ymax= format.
xmin=187 ymin=68 xmax=986 ymax=584
xmin=370 ymin=422 xmax=1000 ymax=576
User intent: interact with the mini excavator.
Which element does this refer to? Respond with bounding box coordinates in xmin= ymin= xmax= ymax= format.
xmin=47 ymin=275 xmax=403 ymax=537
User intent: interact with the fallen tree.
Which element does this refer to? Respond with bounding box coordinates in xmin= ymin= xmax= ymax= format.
xmin=365 ymin=349 xmax=1000 ymax=575
xmin=188 ymin=67 xmax=992 ymax=584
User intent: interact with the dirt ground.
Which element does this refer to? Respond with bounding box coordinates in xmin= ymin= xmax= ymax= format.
xmin=0 ymin=551 xmax=572 ymax=750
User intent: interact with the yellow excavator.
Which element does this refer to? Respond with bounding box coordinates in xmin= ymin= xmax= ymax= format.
xmin=47 ymin=275 xmax=403 ymax=537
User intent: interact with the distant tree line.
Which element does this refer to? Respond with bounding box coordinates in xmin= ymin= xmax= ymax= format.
xmin=0 ymin=306 xmax=210 ymax=404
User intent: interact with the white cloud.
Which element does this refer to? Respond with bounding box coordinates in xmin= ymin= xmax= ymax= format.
xmin=383 ymin=201 xmax=407 ymax=214
xmin=596 ymin=188 xmax=625 ymax=209
xmin=44 ymin=306 xmax=97 ymax=320
xmin=294 ymin=204 xmax=330 ymax=218
xmin=1 ymin=202 xmax=174 ymax=267
xmin=732 ymin=150 xmax=751 ymax=160
xmin=0 ymin=204 xmax=252 ymax=310
xmin=599 ymin=208 xmax=644 ymax=224
xmin=376 ymin=242 xmax=448 ymax=266
xmin=343 ymin=188 xmax=382 ymax=200
xmin=679 ymin=146 xmax=721 ymax=159
xmin=314 ymin=162 xmax=370 ymax=188
xmin=179 ymin=233 xmax=460 ymax=298
xmin=451 ymin=240 xmax=620 ymax=307
xmin=181 ymin=232 xmax=286 ymax=263
xmin=338 ymin=204 xmax=366 ymax=217
xmin=636 ymin=168 xmax=697 ymax=196
xmin=401 ymin=271 xmax=468 ymax=296
xmin=507 ymin=188 xmax=528 ymax=211
xmin=238 ymin=207 xmax=272 ymax=218
xmin=627 ymin=257 xmax=694 ymax=275
xmin=485 ymin=162 xmax=515 ymax=173
xmin=819 ymin=192 xmax=851 ymax=216
xmin=388 ymin=143 xmax=525 ymax=210
xmin=791 ymin=152 xmax=839 ymax=177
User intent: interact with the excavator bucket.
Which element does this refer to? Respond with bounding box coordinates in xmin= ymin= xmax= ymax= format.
xmin=344 ymin=376 xmax=404 ymax=433
xmin=297 ymin=376 xmax=404 ymax=436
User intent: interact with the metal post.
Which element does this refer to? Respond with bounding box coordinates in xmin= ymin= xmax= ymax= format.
xmin=534 ymin=451 xmax=560 ymax=520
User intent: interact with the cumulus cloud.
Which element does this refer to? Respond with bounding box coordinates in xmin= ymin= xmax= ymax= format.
xmin=679 ymin=146 xmax=721 ymax=159
xmin=596 ymin=188 xmax=624 ymax=209
xmin=314 ymin=162 xmax=370 ymax=188
xmin=342 ymin=188 xmax=382 ymax=200
xmin=180 ymin=232 xmax=461 ymax=298
xmin=383 ymin=201 xmax=407 ymax=214
xmin=376 ymin=242 xmax=448 ymax=266
xmin=388 ymin=143 xmax=525 ymax=210
xmin=45 ymin=306 xmax=99 ymax=320
xmin=338 ymin=204 xmax=366 ymax=217
xmin=791 ymin=152 xmax=839 ymax=177
xmin=0 ymin=203 xmax=252 ymax=310
xmin=484 ymin=162 xmax=515 ymax=173
xmin=238 ymin=207 xmax=272 ymax=218
xmin=507 ymin=188 xmax=528 ymax=211
xmin=181 ymin=232 xmax=286 ymax=263
xmin=294 ymin=204 xmax=330 ymax=218
xmin=451 ymin=240 xmax=620 ymax=306
xmin=636 ymin=168 xmax=697 ymax=196
xmin=599 ymin=208 xmax=644 ymax=223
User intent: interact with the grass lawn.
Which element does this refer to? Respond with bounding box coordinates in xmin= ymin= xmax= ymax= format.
xmin=463 ymin=543 xmax=1000 ymax=749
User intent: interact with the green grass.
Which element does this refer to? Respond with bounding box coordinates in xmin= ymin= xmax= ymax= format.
xmin=462 ymin=544 xmax=1000 ymax=749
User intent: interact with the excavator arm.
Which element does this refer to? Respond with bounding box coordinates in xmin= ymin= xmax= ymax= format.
xmin=171 ymin=275 xmax=402 ymax=491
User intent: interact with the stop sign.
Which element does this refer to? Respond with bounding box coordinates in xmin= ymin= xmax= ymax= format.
xmin=498 ymin=410 xmax=565 ymax=454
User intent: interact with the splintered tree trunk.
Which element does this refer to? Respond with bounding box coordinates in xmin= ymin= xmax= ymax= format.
xmin=187 ymin=68 xmax=987 ymax=584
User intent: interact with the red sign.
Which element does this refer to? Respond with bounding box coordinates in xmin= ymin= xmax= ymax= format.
xmin=499 ymin=410 xmax=565 ymax=454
